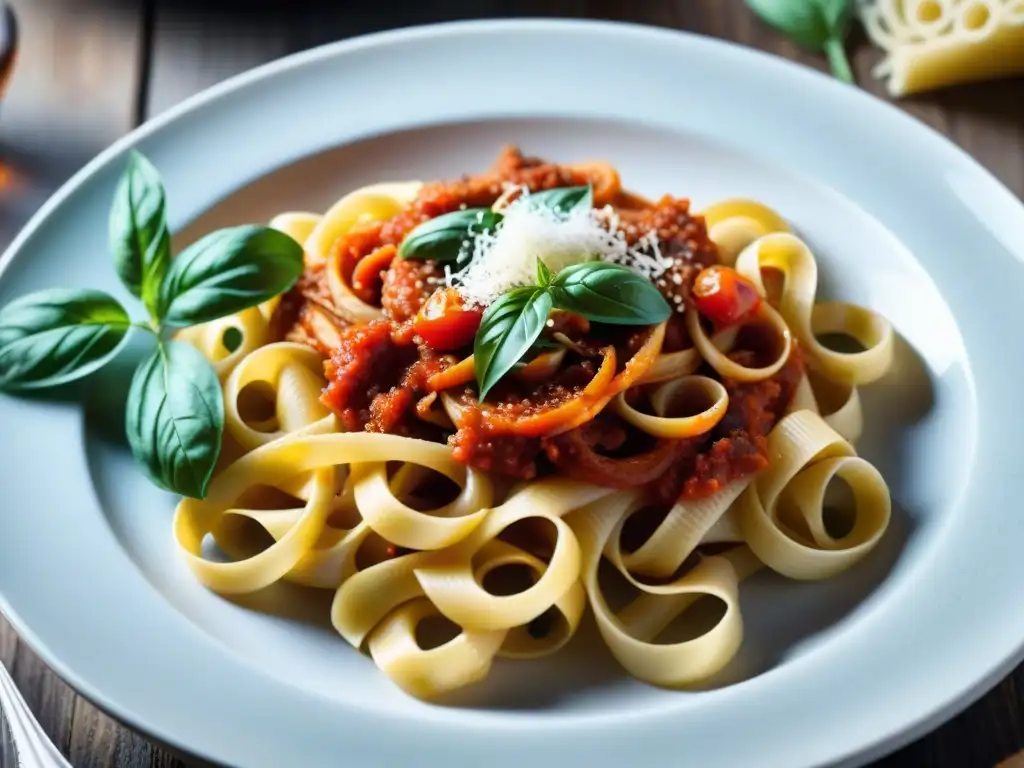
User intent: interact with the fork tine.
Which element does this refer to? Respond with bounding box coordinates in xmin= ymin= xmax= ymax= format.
xmin=0 ymin=662 xmax=71 ymax=767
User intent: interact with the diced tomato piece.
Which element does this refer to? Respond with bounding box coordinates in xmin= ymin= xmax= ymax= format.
xmin=692 ymin=266 xmax=762 ymax=327
xmin=412 ymin=288 xmax=483 ymax=351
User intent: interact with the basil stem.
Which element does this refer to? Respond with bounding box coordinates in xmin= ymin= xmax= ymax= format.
xmin=744 ymin=0 xmax=855 ymax=83
xmin=824 ymin=37 xmax=854 ymax=83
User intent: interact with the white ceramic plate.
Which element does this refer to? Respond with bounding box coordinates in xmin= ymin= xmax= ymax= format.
xmin=1 ymin=19 xmax=1021 ymax=768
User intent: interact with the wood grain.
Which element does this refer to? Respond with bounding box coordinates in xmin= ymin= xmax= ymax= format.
xmin=67 ymin=694 xmax=189 ymax=768
xmin=0 ymin=1 xmax=1021 ymax=766
xmin=0 ymin=615 xmax=15 ymax=680
xmin=0 ymin=0 xmax=148 ymax=244
xmin=146 ymin=0 xmax=1024 ymax=195
xmin=145 ymin=0 xmax=597 ymax=116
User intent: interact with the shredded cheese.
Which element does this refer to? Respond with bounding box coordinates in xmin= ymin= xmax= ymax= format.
xmin=451 ymin=189 xmax=669 ymax=307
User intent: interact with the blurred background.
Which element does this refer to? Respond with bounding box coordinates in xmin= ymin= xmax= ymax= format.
xmin=1 ymin=0 xmax=1021 ymax=251
xmin=0 ymin=1 xmax=1021 ymax=766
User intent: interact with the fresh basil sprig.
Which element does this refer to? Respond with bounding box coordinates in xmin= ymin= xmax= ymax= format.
xmin=0 ymin=150 xmax=304 ymax=499
xmin=474 ymin=259 xmax=671 ymax=400
xmin=398 ymin=185 xmax=593 ymax=265
xmin=744 ymin=0 xmax=854 ymax=83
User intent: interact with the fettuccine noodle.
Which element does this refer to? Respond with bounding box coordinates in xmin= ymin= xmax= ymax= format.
xmin=174 ymin=151 xmax=895 ymax=701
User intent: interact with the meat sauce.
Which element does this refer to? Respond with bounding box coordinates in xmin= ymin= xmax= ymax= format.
xmin=284 ymin=147 xmax=802 ymax=502
xmin=448 ymin=356 xmax=605 ymax=479
xmin=321 ymin=319 xmax=448 ymax=437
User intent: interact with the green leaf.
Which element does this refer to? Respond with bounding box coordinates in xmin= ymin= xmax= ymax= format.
xmin=746 ymin=0 xmax=829 ymax=46
xmin=398 ymin=208 xmax=503 ymax=263
xmin=0 ymin=288 xmax=131 ymax=391
xmin=527 ymin=185 xmax=593 ymax=215
xmin=158 ymin=225 xmax=303 ymax=327
xmin=817 ymin=0 xmax=852 ymax=30
xmin=744 ymin=0 xmax=854 ymax=82
xmin=109 ymin=151 xmax=172 ymax=319
xmin=474 ymin=286 xmax=553 ymax=401
xmin=551 ymin=262 xmax=672 ymax=325
xmin=536 ymin=258 xmax=553 ymax=287
xmin=125 ymin=340 xmax=223 ymax=498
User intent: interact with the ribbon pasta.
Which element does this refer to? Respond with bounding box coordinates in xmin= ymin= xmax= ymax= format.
xmin=173 ymin=180 xmax=895 ymax=701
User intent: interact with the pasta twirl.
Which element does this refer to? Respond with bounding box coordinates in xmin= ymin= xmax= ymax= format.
xmin=175 ymin=148 xmax=895 ymax=700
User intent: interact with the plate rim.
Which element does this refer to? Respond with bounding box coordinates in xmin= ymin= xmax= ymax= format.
xmin=0 ymin=17 xmax=1021 ymax=768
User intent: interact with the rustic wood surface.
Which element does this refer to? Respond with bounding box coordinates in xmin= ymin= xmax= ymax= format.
xmin=1 ymin=1 xmax=1022 ymax=766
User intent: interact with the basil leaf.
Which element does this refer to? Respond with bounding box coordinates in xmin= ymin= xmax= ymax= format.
xmin=0 ymin=288 xmax=131 ymax=391
xmin=398 ymin=208 xmax=502 ymax=264
xmin=528 ymin=185 xmax=593 ymax=215
xmin=109 ymin=151 xmax=172 ymax=318
xmin=474 ymin=286 xmax=553 ymax=401
xmin=158 ymin=225 xmax=303 ymax=327
xmin=817 ymin=0 xmax=852 ymax=28
xmin=551 ymin=262 xmax=671 ymax=325
xmin=536 ymin=258 xmax=553 ymax=287
xmin=126 ymin=340 xmax=223 ymax=498
xmin=744 ymin=0 xmax=854 ymax=82
xmin=745 ymin=0 xmax=829 ymax=46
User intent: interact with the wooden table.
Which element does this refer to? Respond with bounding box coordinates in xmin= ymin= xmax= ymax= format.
xmin=0 ymin=2 xmax=1021 ymax=766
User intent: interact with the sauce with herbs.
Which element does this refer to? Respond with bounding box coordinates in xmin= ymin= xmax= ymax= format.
xmin=277 ymin=147 xmax=801 ymax=503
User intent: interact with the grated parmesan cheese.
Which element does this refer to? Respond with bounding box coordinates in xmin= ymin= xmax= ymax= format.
xmin=450 ymin=188 xmax=670 ymax=307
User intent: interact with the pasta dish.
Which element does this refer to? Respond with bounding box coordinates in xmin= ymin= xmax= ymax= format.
xmin=173 ymin=147 xmax=895 ymax=700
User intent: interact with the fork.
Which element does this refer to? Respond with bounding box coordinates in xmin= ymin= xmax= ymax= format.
xmin=0 ymin=661 xmax=71 ymax=767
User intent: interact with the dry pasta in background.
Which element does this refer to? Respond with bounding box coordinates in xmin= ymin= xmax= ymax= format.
xmin=859 ymin=0 xmax=1024 ymax=95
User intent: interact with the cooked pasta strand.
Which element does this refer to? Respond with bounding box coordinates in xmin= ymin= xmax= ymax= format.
xmin=173 ymin=166 xmax=895 ymax=702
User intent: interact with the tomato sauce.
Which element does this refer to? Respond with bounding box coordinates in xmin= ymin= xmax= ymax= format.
xmin=380 ymin=258 xmax=442 ymax=322
xmin=321 ymin=320 xmax=447 ymax=436
xmin=448 ymin=357 xmax=603 ymax=479
xmin=278 ymin=147 xmax=803 ymax=505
